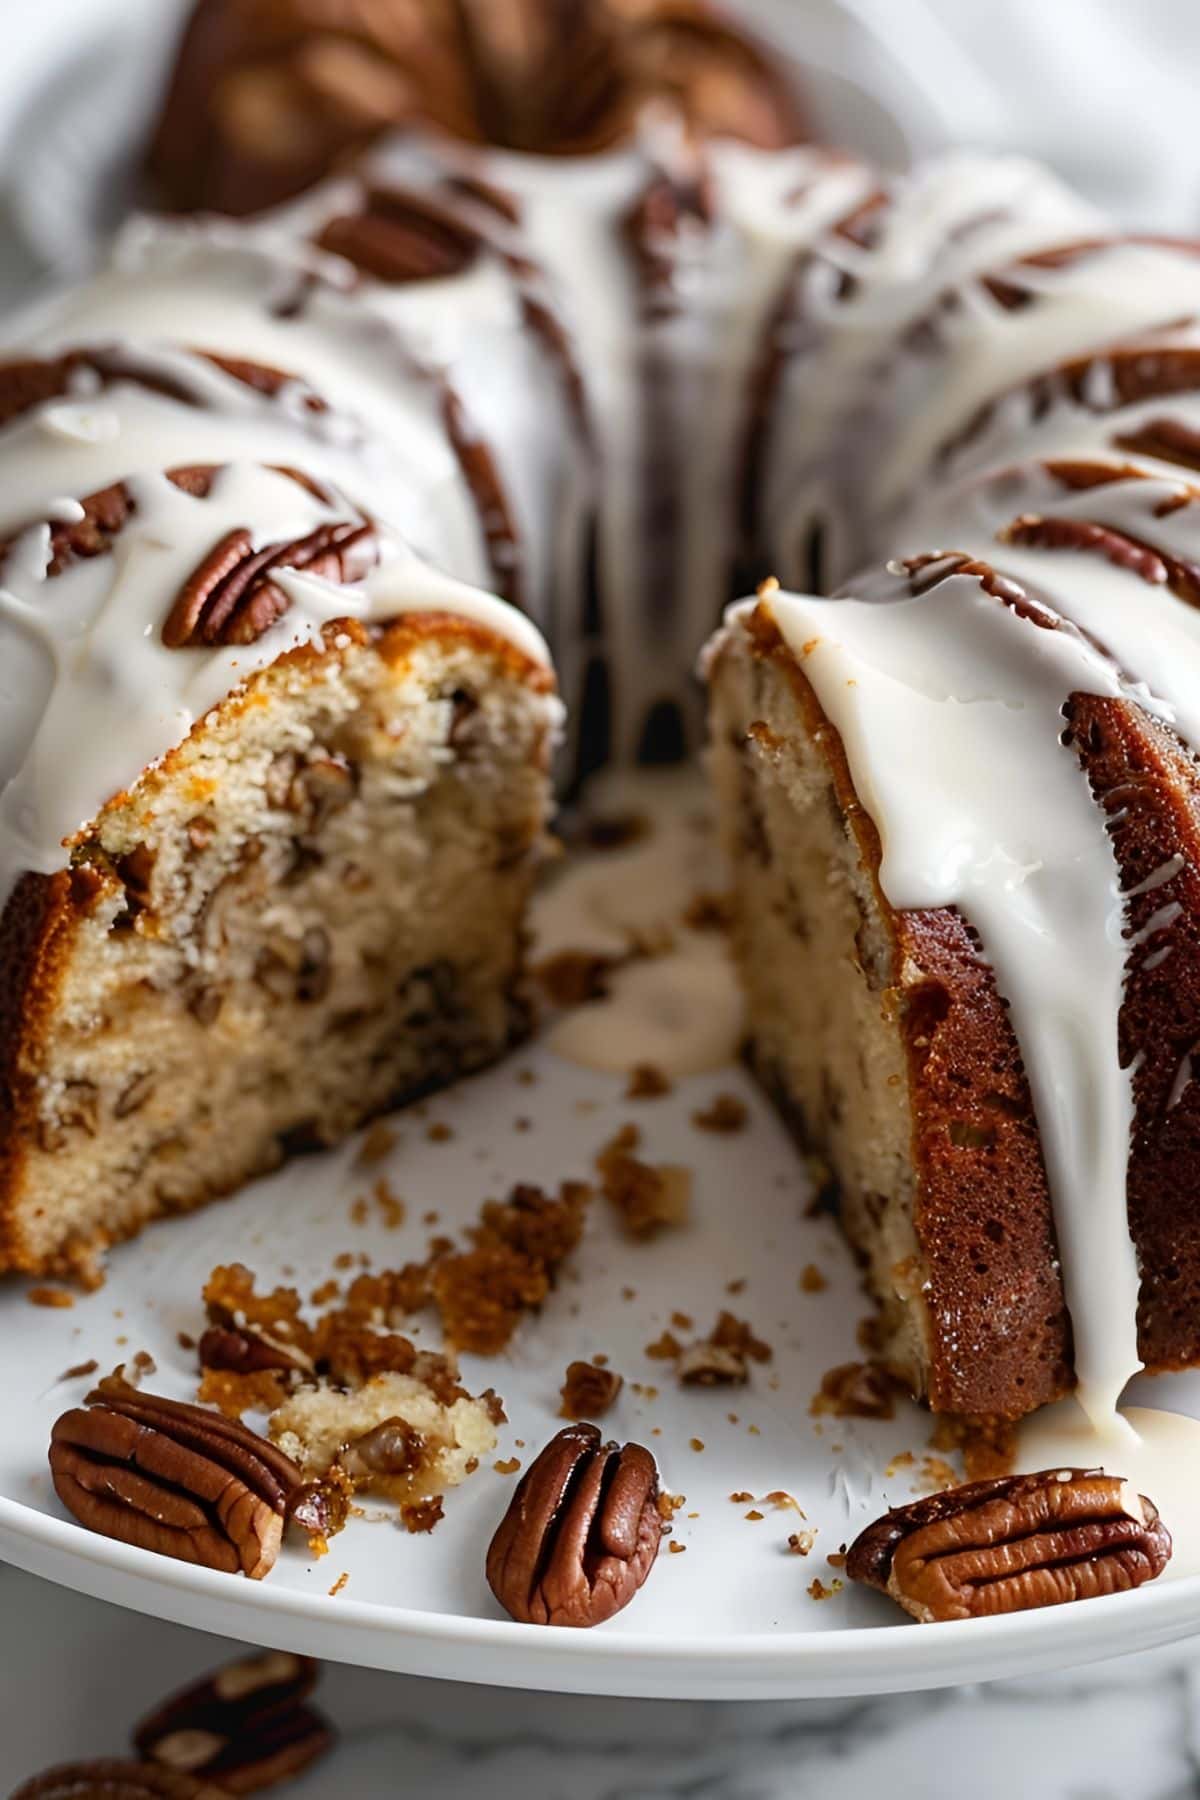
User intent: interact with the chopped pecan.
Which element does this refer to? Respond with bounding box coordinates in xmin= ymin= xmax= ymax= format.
xmin=486 ymin=1422 xmax=662 ymax=1627
xmin=10 ymin=1763 xmax=227 ymax=1798
xmin=48 ymin=1380 xmax=305 ymax=1579
xmin=846 ymin=1467 xmax=1172 ymax=1623
xmin=133 ymin=1650 xmax=334 ymax=1794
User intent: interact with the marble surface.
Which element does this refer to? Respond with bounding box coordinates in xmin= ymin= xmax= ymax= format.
xmin=2 ymin=1564 xmax=1199 ymax=1798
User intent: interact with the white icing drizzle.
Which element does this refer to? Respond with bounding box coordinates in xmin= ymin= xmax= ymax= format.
xmin=740 ymin=576 xmax=1145 ymax=1432
xmin=0 ymin=473 xmax=549 ymax=912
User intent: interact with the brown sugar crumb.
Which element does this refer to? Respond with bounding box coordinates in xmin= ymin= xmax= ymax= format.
xmin=310 ymin=1279 xmax=340 ymax=1307
xmin=57 ymin=1359 xmax=99 ymax=1382
xmin=885 ymin=1450 xmax=915 ymax=1478
xmin=494 ymin=1457 xmax=522 ymax=1476
xmin=356 ymin=1121 xmax=398 ymax=1167
xmin=198 ymin=1367 xmax=288 ymax=1421
xmin=810 ymin=1361 xmax=899 ymax=1421
xmin=626 ymin=1062 xmax=672 ymax=1100
xmin=691 ymin=1093 xmax=748 ymax=1134
xmin=513 ymin=1117 xmax=532 ymax=1133
xmin=559 ymin=1360 xmax=624 ymax=1420
xmin=535 ymin=948 xmax=619 ymax=1008
xmin=656 ymin=1491 xmax=686 ymax=1520
xmin=676 ymin=1311 xmax=772 ymax=1387
xmin=729 ymin=1490 xmax=754 ymax=1504
xmin=596 ymin=1127 xmax=691 ymax=1240
xmin=670 ymin=1311 xmax=694 ymax=1332
xmin=827 ymin=1551 xmax=847 ymax=1570
xmin=668 ymin=1540 xmax=687 ymax=1555
xmin=645 ymin=1330 xmax=683 ymax=1361
xmin=328 ymin=1571 xmax=350 ymax=1598
xmin=426 ymin=1122 xmax=454 ymax=1143
xmin=349 ymin=1196 xmax=370 ymax=1226
xmin=372 ymin=1180 xmax=406 ymax=1229
xmin=689 ymin=1438 xmax=705 ymax=1453
xmin=621 ymin=1286 xmax=637 ymax=1302
xmin=28 ymin=1286 xmax=75 ymax=1309
xmin=799 ymin=1264 xmax=828 ymax=1294
xmin=744 ymin=1510 xmax=764 ymax=1522
xmin=177 ymin=1331 xmax=197 ymax=1352
xmin=517 ymin=1068 xmax=537 ymax=1087
xmin=788 ymin=1530 xmax=817 ymax=1556
xmin=725 ymin=1278 xmax=746 ymax=1296
xmin=333 ymin=1252 xmax=356 ymax=1272
xmin=682 ymin=890 xmax=733 ymax=932
xmin=422 ymin=1210 xmax=440 ymax=1227
xmin=401 ymin=1497 xmax=445 ymax=1534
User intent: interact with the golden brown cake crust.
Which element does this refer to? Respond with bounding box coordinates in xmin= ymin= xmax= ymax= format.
xmin=736 ymin=605 xmax=1073 ymax=1419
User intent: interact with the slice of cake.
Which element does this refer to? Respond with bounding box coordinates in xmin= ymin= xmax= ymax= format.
xmin=0 ymin=478 xmax=558 ymax=1279
xmin=706 ymin=478 xmax=1200 ymax=1426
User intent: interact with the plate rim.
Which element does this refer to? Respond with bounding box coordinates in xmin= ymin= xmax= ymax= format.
xmin=4 ymin=1488 xmax=1199 ymax=1700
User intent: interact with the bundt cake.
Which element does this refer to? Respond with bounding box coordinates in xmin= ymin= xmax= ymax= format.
xmin=6 ymin=0 xmax=1200 ymax=1438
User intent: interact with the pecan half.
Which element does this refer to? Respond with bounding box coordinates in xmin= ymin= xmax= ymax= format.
xmin=162 ymin=516 xmax=380 ymax=649
xmin=49 ymin=1380 xmax=305 ymax=1579
xmin=846 ymin=1468 xmax=1172 ymax=1623
xmin=486 ymin=1422 xmax=662 ymax=1627
xmin=133 ymin=1650 xmax=334 ymax=1794
xmin=316 ymin=185 xmax=481 ymax=284
xmin=10 ymin=1763 xmax=226 ymax=1798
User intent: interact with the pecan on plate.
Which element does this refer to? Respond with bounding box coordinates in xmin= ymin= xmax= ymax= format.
xmin=134 ymin=1650 xmax=333 ymax=1794
xmin=9 ymin=1761 xmax=227 ymax=1798
xmin=48 ymin=1380 xmax=305 ymax=1579
xmin=486 ymin=1422 xmax=662 ymax=1627
xmin=847 ymin=1467 xmax=1172 ymax=1623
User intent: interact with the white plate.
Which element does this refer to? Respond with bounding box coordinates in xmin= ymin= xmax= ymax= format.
xmin=5 ymin=1009 xmax=1200 ymax=1701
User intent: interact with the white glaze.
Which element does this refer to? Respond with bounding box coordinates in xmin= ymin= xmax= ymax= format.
xmin=743 ymin=575 xmax=1144 ymax=1431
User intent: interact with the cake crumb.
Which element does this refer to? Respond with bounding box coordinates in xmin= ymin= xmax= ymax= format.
xmin=788 ymin=1530 xmax=818 ymax=1556
xmin=886 ymin=1451 xmax=916 ymax=1478
xmin=349 ymin=1196 xmax=370 ymax=1227
xmin=626 ymin=1062 xmax=672 ymax=1099
xmin=426 ymin=1122 xmax=454 ymax=1143
xmin=918 ymin=1454 xmax=960 ymax=1492
xmin=535 ymin=948 xmax=619 ymax=1008
xmin=670 ymin=1311 xmax=694 ymax=1331
xmin=28 ymin=1286 xmax=75 ymax=1309
xmin=682 ymin=890 xmax=732 ymax=932
xmin=827 ymin=1551 xmax=847 ymax=1570
xmin=645 ymin=1330 xmax=683 ymax=1361
xmin=689 ymin=1438 xmax=705 ymax=1453
xmin=559 ymin=1360 xmax=624 ymax=1420
xmin=929 ymin=1413 xmax=1015 ymax=1480
xmin=810 ymin=1361 xmax=898 ymax=1420
xmin=328 ymin=1571 xmax=350 ymax=1598
xmin=356 ymin=1122 xmax=398 ymax=1167
xmin=494 ymin=1457 xmax=521 ymax=1476
xmin=57 ymin=1359 xmax=99 ymax=1382
xmin=764 ymin=1491 xmax=804 ymax=1515
xmin=799 ymin=1264 xmax=828 ymax=1294
xmin=177 ymin=1331 xmax=197 ymax=1352
xmin=668 ymin=1541 xmax=687 ymax=1554
xmin=656 ymin=1492 xmax=686 ymax=1519
xmin=372 ymin=1180 xmax=406 ymax=1229
xmin=807 ymin=1578 xmax=842 ymax=1601
xmin=729 ymin=1491 xmax=754 ymax=1504
xmin=691 ymin=1094 xmax=748 ymax=1134
xmin=725 ymin=1278 xmax=746 ymax=1296
xmin=745 ymin=1509 xmax=764 ymax=1522
xmin=401 ymin=1497 xmax=445 ymax=1534
xmin=198 ymin=1367 xmax=288 ymax=1420
xmin=597 ymin=1126 xmax=692 ymax=1239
